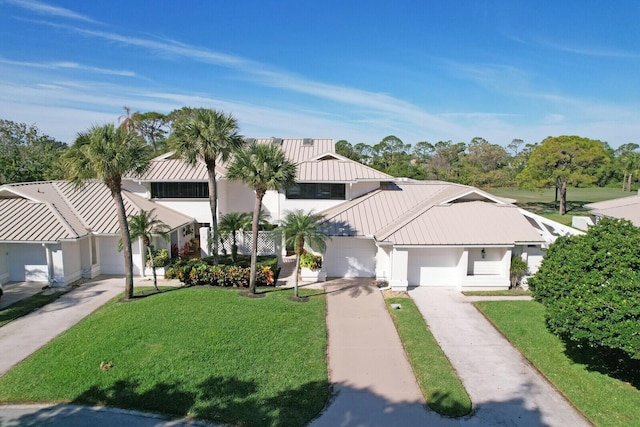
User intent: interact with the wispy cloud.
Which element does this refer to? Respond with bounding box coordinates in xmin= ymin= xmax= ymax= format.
xmin=538 ymin=38 xmax=640 ymax=59
xmin=0 ymin=57 xmax=136 ymax=76
xmin=5 ymin=0 xmax=98 ymax=23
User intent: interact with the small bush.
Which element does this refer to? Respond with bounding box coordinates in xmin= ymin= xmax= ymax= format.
xmin=147 ymin=248 xmax=170 ymax=268
xmin=166 ymin=259 xmax=275 ymax=288
xmin=300 ymin=253 xmax=322 ymax=271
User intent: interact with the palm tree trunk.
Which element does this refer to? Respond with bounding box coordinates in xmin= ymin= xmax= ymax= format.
xmin=622 ymin=172 xmax=627 ymax=191
xmin=294 ymin=253 xmax=300 ymax=298
xmin=206 ymin=164 xmax=219 ymax=265
xmin=147 ymin=246 xmax=158 ymax=291
xmin=112 ymin=189 xmax=135 ymax=299
xmin=249 ymin=191 xmax=264 ymax=294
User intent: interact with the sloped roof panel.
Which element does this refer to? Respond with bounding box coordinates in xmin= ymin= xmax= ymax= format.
xmin=0 ymin=198 xmax=78 ymax=241
xmin=586 ymin=195 xmax=640 ymax=226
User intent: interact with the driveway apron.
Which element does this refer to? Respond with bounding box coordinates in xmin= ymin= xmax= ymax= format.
xmin=311 ymin=279 xmax=452 ymax=427
xmin=409 ymin=287 xmax=590 ymax=426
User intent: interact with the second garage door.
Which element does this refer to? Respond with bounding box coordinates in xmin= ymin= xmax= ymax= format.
xmin=408 ymin=248 xmax=462 ymax=286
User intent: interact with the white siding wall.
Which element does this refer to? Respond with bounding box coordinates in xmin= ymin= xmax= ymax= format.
xmin=0 ymin=243 xmax=8 ymax=284
xmin=220 ymin=180 xmax=255 ymax=215
xmin=350 ymin=181 xmax=380 ymax=198
xmin=7 ymin=243 xmax=47 ymax=282
xmin=323 ymin=237 xmax=376 ymax=277
xmin=154 ymin=200 xmax=212 ymax=225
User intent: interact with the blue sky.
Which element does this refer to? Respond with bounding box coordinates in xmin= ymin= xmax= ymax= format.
xmin=1 ymin=0 xmax=639 ymax=148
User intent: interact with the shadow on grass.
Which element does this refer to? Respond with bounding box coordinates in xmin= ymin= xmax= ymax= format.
xmin=66 ymin=376 xmax=328 ymax=427
xmin=517 ymin=200 xmax=592 ymax=215
xmin=563 ymin=341 xmax=640 ymax=390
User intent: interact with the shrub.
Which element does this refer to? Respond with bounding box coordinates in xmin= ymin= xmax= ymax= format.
xmin=166 ymin=259 xmax=275 ymax=288
xmin=147 ymin=248 xmax=170 ymax=268
xmin=509 ymin=255 xmax=528 ymax=288
xmin=529 ymin=217 xmax=640 ymax=360
xmin=300 ymin=253 xmax=322 ymax=271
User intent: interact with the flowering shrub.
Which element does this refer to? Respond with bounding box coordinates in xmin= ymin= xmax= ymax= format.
xmin=166 ymin=259 xmax=275 ymax=288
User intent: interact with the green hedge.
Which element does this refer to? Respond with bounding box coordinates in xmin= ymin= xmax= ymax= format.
xmin=166 ymin=259 xmax=276 ymax=287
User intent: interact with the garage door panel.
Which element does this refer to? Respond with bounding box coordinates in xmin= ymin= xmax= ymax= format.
xmin=324 ymin=238 xmax=376 ymax=278
xmin=8 ymin=243 xmax=48 ymax=282
xmin=408 ymin=248 xmax=460 ymax=286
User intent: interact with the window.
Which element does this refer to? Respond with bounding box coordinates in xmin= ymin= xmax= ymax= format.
xmin=151 ymin=182 xmax=209 ymax=199
xmin=286 ymin=183 xmax=346 ymax=200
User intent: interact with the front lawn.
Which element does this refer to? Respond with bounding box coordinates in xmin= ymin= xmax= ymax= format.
xmin=385 ymin=295 xmax=471 ymax=417
xmin=476 ymin=300 xmax=640 ymax=426
xmin=0 ymin=287 xmax=328 ymax=427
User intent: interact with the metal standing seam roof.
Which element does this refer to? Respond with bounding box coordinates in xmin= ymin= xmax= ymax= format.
xmin=0 ymin=181 xmax=195 ymax=241
xmin=585 ymin=195 xmax=640 ymax=226
xmin=320 ymin=181 xmax=545 ymax=246
xmin=296 ymin=156 xmax=393 ymax=182
xmin=0 ymin=198 xmax=80 ymax=242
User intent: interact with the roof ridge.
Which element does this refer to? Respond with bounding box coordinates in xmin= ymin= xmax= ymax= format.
xmin=41 ymin=199 xmax=83 ymax=239
xmin=375 ymin=184 xmax=461 ymax=241
xmin=51 ymin=181 xmax=93 ymax=231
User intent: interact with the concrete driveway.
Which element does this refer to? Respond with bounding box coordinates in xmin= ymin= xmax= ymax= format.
xmin=0 ymin=282 xmax=48 ymax=310
xmin=409 ymin=287 xmax=590 ymax=426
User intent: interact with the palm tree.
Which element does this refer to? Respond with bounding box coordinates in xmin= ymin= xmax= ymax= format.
xmin=273 ymin=210 xmax=330 ymax=298
xmin=218 ymin=212 xmax=250 ymax=262
xmin=170 ymin=108 xmax=244 ymax=265
xmin=227 ymin=142 xmax=297 ymax=294
xmin=127 ymin=209 xmax=170 ymax=291
xmin=63 ymin=124 xmax=150 ymax=299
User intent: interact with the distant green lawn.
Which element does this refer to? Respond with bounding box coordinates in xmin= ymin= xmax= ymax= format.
xmin=386 ymin=296 xmax=471 ymax=417
xmin=0 ymin=287 xmax=328 ymax=427
xmin=489 ymin=187 xmax=631 ymax=226
xmin=476 ymin=300 xmax=640 ymax=427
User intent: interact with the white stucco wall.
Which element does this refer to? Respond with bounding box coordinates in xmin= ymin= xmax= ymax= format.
xmin=155 ymin=200 xmax=212 ymax=225
xmin=0 ymin=243 xmax=8 ymax=284
xmin=349 ymin=181 xmax=380 ymax=198
xmin=61 ymin=241 xmax=82 ymax=284
xmin=220 ymin=180 xmax=255 ymax=215
xmin=375 ymin=245 xmax=392 ymax=282
xmin=98 ymin=237 xmax=125 ymax=275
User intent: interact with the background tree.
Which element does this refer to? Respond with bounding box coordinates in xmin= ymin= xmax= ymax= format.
xmin=227 ymin=142 xmax=297 ymax=294
xmin=63 ymin=124 xmax=150 ymax=299
xmin=273 ymin=210 xmax=330 ymax=298
xmin=170 ymin=108 xmax=244 ymax=265
xmin=130 ymin=111 xmax=169 ymax=153
xmin=125 ymin=209 xmax=170 ymax=291
xmin=516 ymin=136 xmax=609 ymax=215
xmin=529 ymin=217 xmax=640 ymax=361
xmin=0 ymin=119 xmax=66 ymax=183
xmin=615 ymin=143 xmax=640 ymax=191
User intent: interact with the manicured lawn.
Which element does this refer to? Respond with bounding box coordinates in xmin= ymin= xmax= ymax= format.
xmin=0 ymin=291 xmax=67 ymax=328
xmin=489 ymin=187 xmax=630 ymax=226
xmin=476 ymin=300 xmax=640 ymax=426
xmin=0 ymin=287 xmax=328 ymax=427
xmin=385 ymin=296 xmax=471 ymax=417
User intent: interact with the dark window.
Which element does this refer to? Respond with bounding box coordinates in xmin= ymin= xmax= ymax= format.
xmin=151 ymin=182 xmax=209 ymax=199
xmin=286 ymin=183 xmax=346 ymax=200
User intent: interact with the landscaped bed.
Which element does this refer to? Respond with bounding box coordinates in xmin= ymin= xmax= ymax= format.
xmin=476 ymin=300 xmax=640 ymax=427
xmin=385 ymin=293 xmax=471 ymax=417
xmin=0 ymin=286 xmax=328 ymax=427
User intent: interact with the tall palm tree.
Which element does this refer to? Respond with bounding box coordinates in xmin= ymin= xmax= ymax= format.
xmin=127 ymin=209 xmax=170 ymax=291
xmin=170 ymin=108 xmax=244 ymax=265
xmin=63 ymin=124 xmax=150 ymax=299
xmin=227 ymin=142 xmax=297 ymax=294
xmin=273 ymin=210 xmax=330 ymax=298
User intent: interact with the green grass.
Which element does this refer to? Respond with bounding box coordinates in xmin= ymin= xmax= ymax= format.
xmin=0 ymin=291 xmax=67 ymax=328
xmin=476 ymin=300 xmax=640 ymax=426
xmin=489 ymin=187 xmax=632 ymax=226
xmin=462 ymin=290 xmax=530 ymax=297
xmin=0 ymin=287 xmax=328 ymax=427
xmin=385 ymin=296 xmax=471 ymax=417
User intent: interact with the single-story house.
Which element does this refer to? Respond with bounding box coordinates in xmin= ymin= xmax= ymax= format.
xmin=0 ymin=180 xmax=196 ymax=285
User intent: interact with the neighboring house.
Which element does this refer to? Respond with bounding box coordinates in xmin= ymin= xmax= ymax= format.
xmin=0 ymin=138 xmax=575 ymax=290
xmin=0 ymin=180 xmax=196 ymax=285
xmin=585 ymin=194 xmax=640 ymax=226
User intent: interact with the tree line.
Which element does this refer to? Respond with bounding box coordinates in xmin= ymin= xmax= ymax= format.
xmin=2 ymin=109 xmax=639 ymax=215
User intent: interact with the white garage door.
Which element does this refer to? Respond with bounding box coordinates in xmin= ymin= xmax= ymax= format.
xmin=324 ymin=237 xmax=376 ymax=278
xmin=408 ymin=248 xmax=461 ymax=286
xmin=8 ymin=243 xmax=48 ymax=282
xmin=99 ymin=237 xmax=125 ymax=274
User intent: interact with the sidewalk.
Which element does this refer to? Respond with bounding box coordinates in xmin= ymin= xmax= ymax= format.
xmin=310 ymin=279 xmax=451 ymax=426
xmin=409 ymin=287 xmax=590 ymax=426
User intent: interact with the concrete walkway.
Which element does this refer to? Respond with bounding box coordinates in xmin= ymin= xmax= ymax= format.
xmin=409 ymin=287 xmax=590 ymax=426
xmin=310 ymin=279 xmax=451 ymax=426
